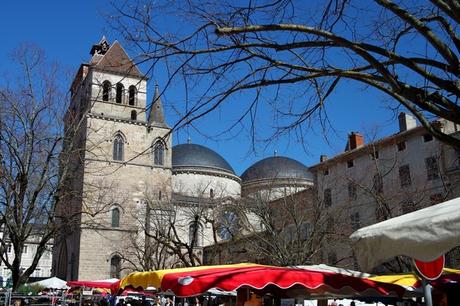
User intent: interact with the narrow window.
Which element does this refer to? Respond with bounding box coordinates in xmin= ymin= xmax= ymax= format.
xmin=347 ymin=160 xmax=354 ymax=168
xmin=350 ymin=212 xmax=361 ymax=231
xmin=130 ymin=110 xmax=137 ymax=121
xmin=397 ymin=141 xmax=406 ymax=151
xmin=399 ymin=164 xmax=412 ymax=187
xmin=128 ymin=86 xmax=137 ymax=105
xmin=210 ymin=188 xmax=214 ymax=198
xmin=113 ymin=135 xmax=124 ymax=161
xmin=116 ymin=83 xmax=124 ymax=104
xmin=348 ymin=182 xmax=357 ymax=200
xmin=323 ymin=168 xmax=329 ymax=176
xmin=425 ymin=156 xmax=439 ymax=180
xmin=102 ymin=81 xmax=111 ymax=101
xmin=110 ymin=255 xmax=121 ymax=278
xmin=153 ymin=141 xmax=165 ymax=166
xmin=324 ymin=188 xmax=332 ymax=207
xmin=23 ymin=246 xmax=28 ymax=254
xmin=423 ymin=133 xmax=433 ymax=142
xmin=112 ymin=207 xmax=120 ymax=228
xmin=7 ymin=245 xmax=11 ymax=253
xmin=373 ymin=174 xmax=383 ymax=194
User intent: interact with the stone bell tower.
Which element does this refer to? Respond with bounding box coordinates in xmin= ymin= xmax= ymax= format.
xmin=53 ymin=37 xmax=172 ymax=280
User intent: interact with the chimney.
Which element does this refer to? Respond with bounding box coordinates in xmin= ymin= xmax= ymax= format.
xmin=320 ymin=155 xmax=328 ymax=162
xmin=347 ymin=132 xmax=364 ymax=151
xmin=398 ymin=112 xmax=417 ymax=132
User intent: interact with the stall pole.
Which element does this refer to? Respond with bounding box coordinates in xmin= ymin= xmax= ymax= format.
xmin=421 ymin=279 xmax=433 ymax=306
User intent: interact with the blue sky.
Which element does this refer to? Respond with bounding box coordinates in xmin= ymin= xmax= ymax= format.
xmin=0 ymin=1 xmax=403 ymax=175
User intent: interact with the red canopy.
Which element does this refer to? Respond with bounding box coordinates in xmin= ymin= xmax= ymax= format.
xmin=120 ymin=263 xmax=406 ymax=298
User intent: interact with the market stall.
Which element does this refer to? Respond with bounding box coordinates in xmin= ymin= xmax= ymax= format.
xmin=119 ymin=263 xmax=405 ymax=300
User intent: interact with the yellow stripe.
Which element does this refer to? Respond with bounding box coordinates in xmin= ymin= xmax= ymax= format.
xmin=369 ymin=274 xmax=418 ymax=287
xmin=369 ymin=268 xmax=460 ymax=287
xmin=120 ymin=263 xmax=261 ymax=290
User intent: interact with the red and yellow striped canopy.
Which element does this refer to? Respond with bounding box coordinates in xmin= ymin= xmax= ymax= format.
xmin=369 ymin=268 xmax=460 ymax=289
xmin=120 ymin=263 xmax=405 ymax=298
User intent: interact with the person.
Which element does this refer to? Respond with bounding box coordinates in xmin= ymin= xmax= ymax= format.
xmin=350 ymin=302 xmax=356 ymax=306
xmin=165 ymin=297 xmax=173 ymax=306
xmin=155 ymin=297 xmax=162 ymax=306
xmin=330 ymin=300 xmax=337 ymax=306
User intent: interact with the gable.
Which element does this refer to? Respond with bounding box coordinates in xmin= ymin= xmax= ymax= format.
xmin=95 ymin=41 xmax=144 ymax=78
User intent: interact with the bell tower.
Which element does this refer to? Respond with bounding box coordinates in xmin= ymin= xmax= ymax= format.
xmin=54 ymin=37 xmax=172 ymax=280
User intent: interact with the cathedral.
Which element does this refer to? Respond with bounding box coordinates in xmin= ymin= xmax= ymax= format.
xmin=52 ymin=37 xmax=460 ymax=280
xmin=52 ymin=38 xmax=314 ymax=280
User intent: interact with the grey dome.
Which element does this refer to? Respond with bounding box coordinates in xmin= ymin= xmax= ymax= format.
xmin=241 ymin=156 xmax=313 ymax=182
xmin=172 ymin=144 xmax=235 ymax=174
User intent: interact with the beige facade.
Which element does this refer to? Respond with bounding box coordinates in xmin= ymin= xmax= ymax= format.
xmin=310 ymin=114 xmax=460 ymax=270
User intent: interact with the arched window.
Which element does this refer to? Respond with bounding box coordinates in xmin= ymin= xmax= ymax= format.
xmin=130 ymin=110 xmax=137 ymax=121
xmin=116 ymin=83 xmax=124 ymax=104
xmin=153 ymin=140 xmax=165 ymax=166
xmin=113 ymin=134 xmax=124 ymax=161
xmin=188 ymin=223 xmax=202 ymax=247
xmin=128 ymin=86 xmax=137 ymax=105
xmin=110 ymin=255 xmax=121 ymax=278
xmin=111 ymin=207 xmax=120 ymax=228
xmin=210 ymin=188 xmax=214 ymax=198
xmin=102 ymin=81 xmax=111 ymax=101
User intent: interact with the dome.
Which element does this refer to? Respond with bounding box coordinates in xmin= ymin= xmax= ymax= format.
xmin=172 ymin=144 xmax=235 ymax=174
xmin=241 ymin=156 xmax=313 ymax=183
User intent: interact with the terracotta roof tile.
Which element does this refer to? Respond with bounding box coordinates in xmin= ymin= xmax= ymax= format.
xmin=94 ymin=41 xmax=143 ymax=78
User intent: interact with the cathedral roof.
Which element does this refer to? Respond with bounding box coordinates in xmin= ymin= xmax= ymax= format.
xmin=172 ymin=144 xmax=235 ymax=175
xmin=241 ymin=156 xmax=313 ymax=183
xmin=90 ymin=38 xmax=144 ymax=78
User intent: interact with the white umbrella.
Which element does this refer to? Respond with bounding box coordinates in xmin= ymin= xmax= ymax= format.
xmin=29 ymin=276 xmax=69 ymax=290
xmin=350 ymin=197 xmax=460 ymax=271
xmin=350 ymin=197 xmax=460 ymax=306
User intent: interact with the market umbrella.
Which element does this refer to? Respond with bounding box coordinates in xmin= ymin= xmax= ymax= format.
xmin=119 ymin=263 xmax=405 ymax=298
xmin=29 ymin=276 xmax=69 ymax=290
xmin=67 ymin=278 xmax=120 ymax=295
xmin=349 ymin=198 xmax=460 ymax=271
xmin=349 ymin=197 xmax=460 ymax=306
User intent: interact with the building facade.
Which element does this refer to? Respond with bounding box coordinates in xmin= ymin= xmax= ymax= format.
xmin=0 ymin=229 xmax=53 ymax=287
